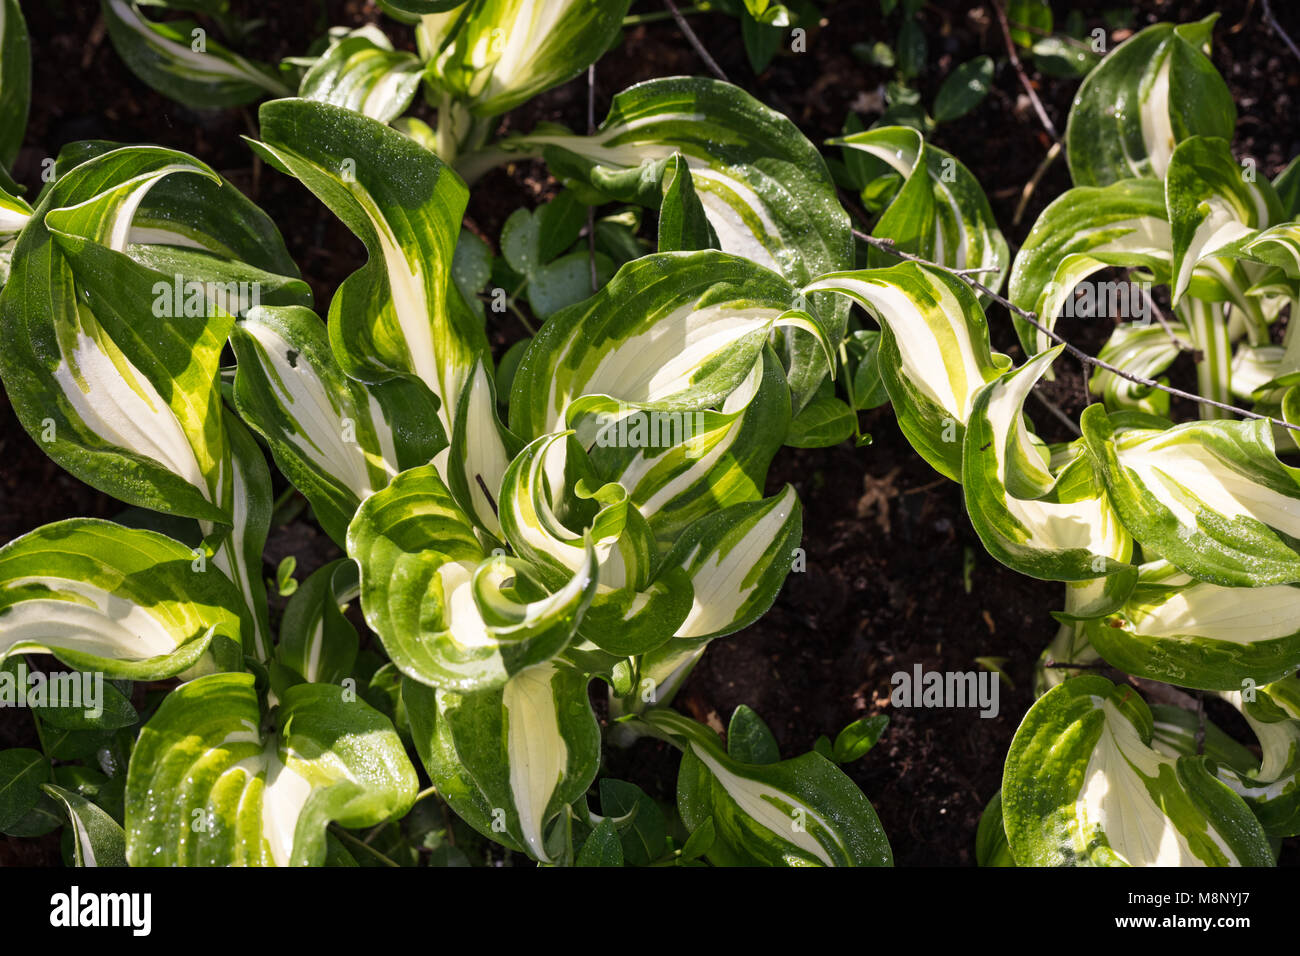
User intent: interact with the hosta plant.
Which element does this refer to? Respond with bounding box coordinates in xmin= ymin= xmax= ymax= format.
xmin=821 ymin=14 xmax=1300 ymax=867
xmin=0 ymin=1 xmax=892 ymax=862
xmin=104 ymin=0 xmax=632 ymax=173
xmin=4 ymin=0 xmax=1299 ymax=871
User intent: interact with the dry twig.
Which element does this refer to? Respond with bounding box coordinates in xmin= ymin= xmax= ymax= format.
xmin=665 ymin=0 xmax=729 ymax=81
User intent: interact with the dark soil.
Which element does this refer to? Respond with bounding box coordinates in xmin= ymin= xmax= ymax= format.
xmin=3 ymin=0 xmax=1299 ymax=867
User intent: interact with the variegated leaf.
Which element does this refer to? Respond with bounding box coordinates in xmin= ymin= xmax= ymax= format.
xmin=277 ymin=559 xmax=360 ymax=687
xmin=254 ymin=98 xmax=486 ymax=446
xmin=660 ymin=484 xmax=802 ymax=643
xmin=126 ymin=672 xmax=417 ymax=866
xmin=648 ymin=709 xmax=892 ymax=867
xmin=1064 ymin=15 xmax=1234 ymax=187
xmin=1165 ymin=135 xmax=1280 ymax=324
xmin=508 ymin=250 xmax=829 ymax=441
xmin=51 ymin=139 xmax=304 ymax=279
xmin=609 ymin=486 xmax=801 ymax=721
xmin=1090 ymin=319 xmax=1190 ymax=417
xmin=0 ymin=148 xmax=237 ymax=522
xmin=571 ymin=347 xmax=790 ymax=547
xmin=831 ymin=126 xmax=1008 ymax=297
xmin=417 ymin=0 xmax=630 ymax=118
xmin=207 ymin=411 xmax=273 ymax=660
xmin=1002 ymin=675 xmax=1273 ymax=866
xmin=102 ymin=0 xmax=291 ymax=108
xmin=1009 ymin=177 xmax=1170 ymax=355
xmin=0 ymin=519 xmax=246 ymax=680
xmin=0 ymin=180 xmax=29 ymax=238
xmin=963 ymin=348 xmax=1135 ymax=616
xmin=347 ymin=463 xmax=597 ymax=691
xmin=231 ymin=304 xmax=446 ymax=546
xmin=0 ymin=179 xmax=29 ymax=285
xmin=446 ymin=356 xmax=521 ymax=542
xmin=1081 ymin=404 xmax=1300 ymax=587
xmin=1033 ymin=583 xmax=1104 ymax=698
xmin=498 ymin=432 xmax=689 ymax=656
xmin=1217 ymin=678 xmax=1300 ymax=837
xmin=1233 ymin=341 xmax=1288 ymax=402
xmin=1085 ymin=559 xmax=1300 ymax=690
xmin=299 ymin=28 xmax=425 ymax=124
xmin=1149 ymin=703 xmax=1260 ymax=777
xmin=512 ymin=77 xmax=852 ymax=404
xmin=1241 ymin=222 xmax=1300 ymax=280
xmin=805 ymin=262 xmax=1008 ymax=481
xmin=404 ymin=661 xmax=600 ymax=863
xmin=1177 ymin=296 xmax=1237 ymax=417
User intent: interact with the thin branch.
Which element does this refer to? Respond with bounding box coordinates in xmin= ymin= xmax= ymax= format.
xmin=624 ymin=4 xmax=708 ymax=26
xmin=838 ymin=188 xmax=873 ymax=229
xmin=363 ymin=819 xmax=391 ymax=845
xmin=1262 ymin=0 xmax=1300 ymax=63
xmin=1137 ymin=281 xmax=1195 ymax=354
xmin=1128 ymin=676 xmax=1199 ymax=710
xmin=901 ymin=476 xmax=947 ymax=496
xmin=1029 ymin=388 xmax=1082 ymax=436
xmin=665 ymin=0 xmax=729 ymax=81
xmin=991 ymin=0 xmax=1061 ymax=143
xmin=849 ymin=229 xmax=1300 ymax=433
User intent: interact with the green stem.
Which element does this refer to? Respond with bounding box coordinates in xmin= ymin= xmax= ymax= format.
xmin=271 ymin=484 xmax=298 ymax=512
xmin=435 ymin=93 xmax=499 ymax=168
xmin=454 ymin=144 xmax=541 ymax=186
xmin=1179 ymin=298 xmax=1232 ymax=420
xmin=507 ymin=297 xmax=536 ymax=335
xmin=837 ymin=339 xmax=863 ymax=443
xmin=330 ymin=825 xmax=401 ymax=867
